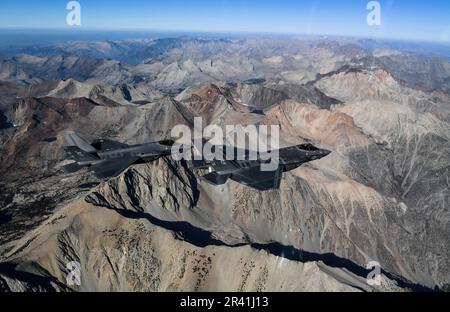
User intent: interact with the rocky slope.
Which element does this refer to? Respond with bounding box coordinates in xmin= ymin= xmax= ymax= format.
xmin=1 ymin=159 xmax=406 ymax=292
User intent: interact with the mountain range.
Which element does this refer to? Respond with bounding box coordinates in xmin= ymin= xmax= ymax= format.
xmin=0 ymin=35 xmax=448 ymax=292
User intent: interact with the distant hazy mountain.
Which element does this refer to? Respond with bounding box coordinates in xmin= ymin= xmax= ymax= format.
xmin=1 ymin=36 xmax=448 ymax=92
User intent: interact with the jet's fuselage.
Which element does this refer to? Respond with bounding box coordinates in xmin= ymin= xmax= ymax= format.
xmin=97 ymin=143 xmax=172 ymax=162
xmin=190 ymin=145 xmax=331 ymax=173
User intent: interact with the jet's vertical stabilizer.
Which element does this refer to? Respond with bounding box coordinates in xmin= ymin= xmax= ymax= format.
xmin=64 ymin=132 xmax=98 ymax=153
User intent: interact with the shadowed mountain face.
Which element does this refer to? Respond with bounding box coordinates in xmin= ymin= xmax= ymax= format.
xmin=0 ymin=36 xmax=449 ymax=292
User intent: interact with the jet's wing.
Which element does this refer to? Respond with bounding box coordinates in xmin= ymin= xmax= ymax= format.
xmin=91 ymin=139 xmax=129 ymax=151
xmin=90 ymin=157 xmax=139 ymax=179
xmin=230 ymin=165 xmax=283 ymax=191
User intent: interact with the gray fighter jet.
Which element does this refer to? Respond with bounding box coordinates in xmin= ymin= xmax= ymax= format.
xmin=188 ymin=143 xmax=331 ymax=191
xmin=62 ymin=132 xmax=174 ymax=179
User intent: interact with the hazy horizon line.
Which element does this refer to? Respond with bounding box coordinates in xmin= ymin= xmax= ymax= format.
xmin=0 ymin=27 xmax=450 ymax=47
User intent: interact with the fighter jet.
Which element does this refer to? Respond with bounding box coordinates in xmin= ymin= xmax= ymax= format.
xmin=168 ymin=98 xmax=331 ymax=191
xmin=188 ymin=143 xmax=331 ymax=191
xmin=62 ymin=132 xmax=174 ymax=179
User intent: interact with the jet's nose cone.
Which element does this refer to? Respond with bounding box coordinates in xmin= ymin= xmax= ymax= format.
xmin=320 ymin=149 xmax=332 ymax=157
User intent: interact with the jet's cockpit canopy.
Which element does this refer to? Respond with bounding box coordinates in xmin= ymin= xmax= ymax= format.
xmin=297 ymin=143 xmax=320 ymax=151
xmin=158 ymin=139 xmax=175 ymax=146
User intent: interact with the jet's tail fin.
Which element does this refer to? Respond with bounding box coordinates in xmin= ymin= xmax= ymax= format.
xmin=62 ymin=162 xmax=84 ymax=174
xmin=64 ymin=132 xmax=98 ymax=154
xmin=201 ymin=172 xmax=231 ymax=186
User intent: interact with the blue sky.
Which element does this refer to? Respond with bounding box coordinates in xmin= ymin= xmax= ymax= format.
xmin=0 ymin=0 xmax=449 ymax=42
